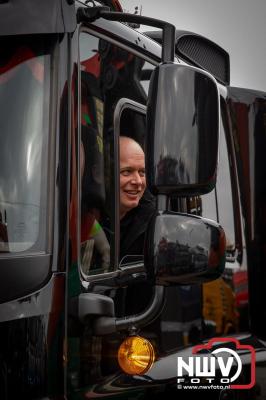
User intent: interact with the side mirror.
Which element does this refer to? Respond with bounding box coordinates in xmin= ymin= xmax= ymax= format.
xmin=146 ymin=63 xmax=219 ymax=196
xmin=145 ymin=212 xmax=226 ymax=285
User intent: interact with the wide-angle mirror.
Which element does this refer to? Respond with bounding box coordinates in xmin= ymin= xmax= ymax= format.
xmin=145 ymin=211 xmax=226 ymax=285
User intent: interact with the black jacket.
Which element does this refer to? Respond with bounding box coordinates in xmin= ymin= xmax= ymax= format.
xmin=117 ymin=190 xmax=156 ymax=315
xmin=120 ymin=189 xmax=156 ymax=262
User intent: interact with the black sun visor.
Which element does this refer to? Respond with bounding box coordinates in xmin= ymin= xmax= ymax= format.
xmin=0 ymin=0 xmax=76 ymax=36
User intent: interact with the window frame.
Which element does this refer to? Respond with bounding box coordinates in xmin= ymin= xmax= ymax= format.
xmin=0 ymin=34 xmax=59 ymax=302
xmin=76 ymin=25 xmax=157 ymax=283
xmin=114 ymin=98 xmax=147 ymax=269
xmin=0 ymin=35 xmax=58 ymax=258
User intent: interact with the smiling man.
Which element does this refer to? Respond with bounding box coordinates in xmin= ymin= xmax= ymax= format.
xmin=117 ymin=136 xmax=156 ymax=316
xmin=119 ymin=136 xmax=155 ymax=262
xmin=119 ymin=136 xmax=146 ymax=219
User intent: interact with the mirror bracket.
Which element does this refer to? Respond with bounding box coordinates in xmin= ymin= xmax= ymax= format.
xmin=77 ymin=7 xmax=176 ymax=62
xmin=78 ymin=286 xmax=166 ymax=336
xmin=78 ymin=293 xmax=115 ymax=323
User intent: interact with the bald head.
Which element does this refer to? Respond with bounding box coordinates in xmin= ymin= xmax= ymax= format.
xmin=119 ymin=136 xmax=146 ymax=219
xmin=120 ymin=136 xmax=144 ymax=157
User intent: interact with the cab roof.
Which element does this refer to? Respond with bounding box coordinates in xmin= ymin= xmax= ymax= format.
xmin=0 ymin=0 xmax=76 ymax=36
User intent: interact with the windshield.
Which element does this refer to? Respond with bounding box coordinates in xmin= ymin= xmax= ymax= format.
xmin=0 ymin=36 xmax=53 ymax=254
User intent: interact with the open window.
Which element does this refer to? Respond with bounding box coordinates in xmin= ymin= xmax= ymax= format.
xmin=114 ymin=98 xmax=147 ymax=268
xmin=76 ymin=30 xmax=155 ymax=281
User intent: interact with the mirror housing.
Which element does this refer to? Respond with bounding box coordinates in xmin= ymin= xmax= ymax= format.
xmin=144 ymin=212 xmax=226 ymax=285
xmin=146 ymin=63 xmax=219 ymax=196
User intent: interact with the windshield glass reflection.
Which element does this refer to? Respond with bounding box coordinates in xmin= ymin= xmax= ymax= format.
xmin=0 ymin=36 xmax=52 ymax=253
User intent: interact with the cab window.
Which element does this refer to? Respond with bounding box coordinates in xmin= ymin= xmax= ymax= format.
xmin=0 ymin=36 xmax=52 ymax=255
xmin=0 ymin=35 xmax=55 ymax=303
xmin=77 ymin=31 xmax=154 ymax=277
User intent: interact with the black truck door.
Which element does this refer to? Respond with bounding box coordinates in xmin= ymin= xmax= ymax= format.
xmin=66 ymin=27 xmax=155 ymax=398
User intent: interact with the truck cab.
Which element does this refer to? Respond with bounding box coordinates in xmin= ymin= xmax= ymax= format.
xmin=0 ymin=1 xmax=266 ymax=399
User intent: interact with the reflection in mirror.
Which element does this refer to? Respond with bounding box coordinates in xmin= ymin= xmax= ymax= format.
xmin=79 ymin=32 xmax=114 ymax=277
xmin=119 ymin=254 xmax=144 ymax=268
xmin=80 ymin=131 xmax=110 ymax=276
xmin=145 ymin=211 xmax=226 ymax=285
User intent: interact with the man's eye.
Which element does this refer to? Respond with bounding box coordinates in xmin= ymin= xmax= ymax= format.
xmin=121 ymin=170 xmax=130 ymax=176
xmin=139 ymin=170 xmax=146 ymax=177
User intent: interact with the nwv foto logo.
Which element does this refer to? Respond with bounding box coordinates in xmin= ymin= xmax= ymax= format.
xmin=177 ymin=337 xmax=255 ymax=389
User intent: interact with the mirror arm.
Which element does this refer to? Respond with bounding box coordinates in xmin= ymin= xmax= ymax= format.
xmin=77 ymin=7 xmax=176 ymax=62
xmin=93 ymin=285 xmax=165 ymax=335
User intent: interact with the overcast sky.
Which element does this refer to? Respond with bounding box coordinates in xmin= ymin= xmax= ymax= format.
xmin=121 ymin=0 xmax=266 ymax=92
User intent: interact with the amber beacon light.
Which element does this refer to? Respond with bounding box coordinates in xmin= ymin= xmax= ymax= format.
xmin=118 ymin=336 xmax=155 ymax=375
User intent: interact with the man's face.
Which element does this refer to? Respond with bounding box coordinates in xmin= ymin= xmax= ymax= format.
xmin=120 ymin=137 xmax=146 ymax=219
